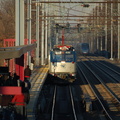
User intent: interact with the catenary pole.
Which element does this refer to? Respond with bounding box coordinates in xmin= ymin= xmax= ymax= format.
xmin=15 ymin=0 xmax=24 ymax=46
xmin=27 ymin=0 xmax=32 ymax=67
xmin=45 ymin=0 xmax=48 ymax=64
xmin=35 ymin=0 xmax=40 ymax=66
xmin=118 ymin=0 xmax=120 ymax=59
xmin=110 ymin=1 xmax=113 ymax=60
xmin=41 ymin=1 xmax=45 ymax=65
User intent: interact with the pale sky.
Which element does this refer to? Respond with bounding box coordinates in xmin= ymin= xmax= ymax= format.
xmin=45 ymin=0 xmax=105 ymax=26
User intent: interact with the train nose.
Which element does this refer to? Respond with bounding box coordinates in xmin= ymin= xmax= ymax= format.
xmin=61 ymin=61 xmax=66 ymax=63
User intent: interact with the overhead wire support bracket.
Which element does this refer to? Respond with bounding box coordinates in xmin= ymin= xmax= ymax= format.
xmin=32 ymin=1 xmax=120 ymax=4
xmin=39 ymin=15 xmax=120 ymax=17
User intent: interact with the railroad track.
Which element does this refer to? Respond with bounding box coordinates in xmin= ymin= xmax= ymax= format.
xmin=89 ymin=60 xmax=120 ymax=99
xmin=86 ymin=57 xmax=120 ymax=102
xmin=35 ymin=56 xmax=120 ymax=120
xmin=51 ymin=85 xmax=79 ymax=120
xmin=36 ymin=83 xmax=83 ymax=120
xmin=77 ymin=57 xmax=120 ymax=120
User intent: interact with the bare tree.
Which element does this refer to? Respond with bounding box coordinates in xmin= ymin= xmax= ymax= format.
xmin=0 ymin=0 xmax=15 ymax=39
xmin=0 ymin=0 xmax=36 ymax=40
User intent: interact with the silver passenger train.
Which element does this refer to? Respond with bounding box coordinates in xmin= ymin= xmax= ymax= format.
xmin=76 ymin=43 xmax=89 ymax=55
xmin=49 ymin=45 xmax=76 ymax=82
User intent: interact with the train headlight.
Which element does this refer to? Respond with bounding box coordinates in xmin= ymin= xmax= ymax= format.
xmin=70 ymin=73 xmax=75 ymax=76
xmin=61 ymin=61 xmax=66 ymax=67
xmin=61 ymin=61 xmax=66 ymax=63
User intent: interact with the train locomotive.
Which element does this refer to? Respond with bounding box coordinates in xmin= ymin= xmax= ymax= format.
xmin=76 ymin=43 xmax=89 ymax=55
xmin=49 ymin=45 xmax=76 ymax=82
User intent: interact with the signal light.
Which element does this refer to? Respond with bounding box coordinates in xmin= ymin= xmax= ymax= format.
xmin=66 ymin=22 xmax=70 ymax=28
xmin=77 ymin=24 xmax=81 ymax=27
xmin=66 ymin=22 xmax=70 ymax=33
xmin=56 ymin=24 xmax=59 ymax=33
xmin=77 ymin=24 xmax=81 ymax=33
xmin=81 ymin=4 xmax=90 ymax=7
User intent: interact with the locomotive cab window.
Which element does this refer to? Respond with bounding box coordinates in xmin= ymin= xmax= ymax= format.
xmin=65 ymin=54 xmax=74 ymax=62
xmin=51 ymin=52 xmax=63 ymax=62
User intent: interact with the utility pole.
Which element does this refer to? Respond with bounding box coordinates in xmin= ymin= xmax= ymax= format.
xmin=15 ymin=0 xmax=24 ymax=80
xmin=15 ymin=0 xmax=24 ymax=46
xmin=47 ymin=0 xmax=51 ymax=51
xmin=36 ymin=0 xmax=40 ymax=66
xmin=96 ymin=7 xmax=99 ymax=50
xmin=45 ymin=0 xmax=48 ymax=64
xmin=41 ymin=2 xmax=45 ymax=65
xmin=118 ymin=0 xmax=120 ymax=59
xmin=27 ymin=0 xmax=32 ymax=67
xmin=110 ymin=1 xmax=113 ymax=60
xmin=105 ymin=1 xmax=108 ymax=51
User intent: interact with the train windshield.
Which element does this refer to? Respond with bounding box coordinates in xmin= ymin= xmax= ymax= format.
xmin=50 ymin=51 xmax=76 ymax=62
xmin=52 ymin=54 xmax=62 ymax=62
xmin=82 ymin=44 xmax=89 ymax=50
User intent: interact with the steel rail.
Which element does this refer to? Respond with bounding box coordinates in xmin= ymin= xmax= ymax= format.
xmin=92 ymin=60 xmax=120 ymax=80
xmin=69 ymin=86 xmax=78 ymax=120
xmin=83 ymin=60 xmax=120 ymax=105
xmin=77 ymin=62 xmax=113 ymax=120
xmin=51 ymin=85 xmax=57 ymax=120
xmin=95 ymin=60 xmax=120 ymax=76
xmin=88 ymin=60 xmax=120 ymax=101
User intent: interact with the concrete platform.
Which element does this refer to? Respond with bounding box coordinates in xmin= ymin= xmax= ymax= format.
xmin=27 ymin=65 xmax=48 ymax=120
